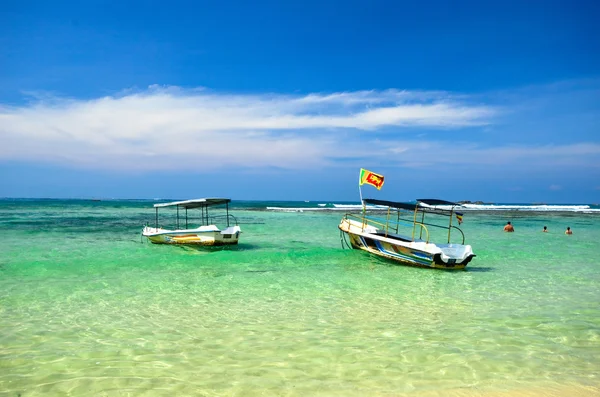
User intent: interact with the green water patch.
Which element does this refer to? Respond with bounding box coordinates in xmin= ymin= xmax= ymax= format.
xmin=1 ymin=202 xmax=599 ymax=395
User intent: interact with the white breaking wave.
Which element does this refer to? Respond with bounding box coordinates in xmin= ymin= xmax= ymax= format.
xmin=267 ymin=204 xmax=387 ymax=212
xmin=461 ymin=203 xmax=595 ymax=211
xmin=267 ymin=203 xmax=600 ymax=213
xmin=332 ymin=204 xmax=389 ymax=210
xmin=332 ymin=204 xmax=362 ymax=209
xmin=266 ymin=207 xmax=308 ymax=212
xmin=420 ymin=203 xmax=600 ymax=213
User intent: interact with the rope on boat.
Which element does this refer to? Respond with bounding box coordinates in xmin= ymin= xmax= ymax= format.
xmin=340 ymin=229 xmax=351 ymax=250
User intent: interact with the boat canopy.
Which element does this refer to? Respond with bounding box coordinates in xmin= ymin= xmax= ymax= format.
xmin=363 ymin=198 xmax=460 ymax=215
xmin=363 ymin=199 xmax=417 ymax=212
xmin=417 ymin=199 xmax=458 ymax=206
xmin=154 ymin=198 xmax=231 ymax=209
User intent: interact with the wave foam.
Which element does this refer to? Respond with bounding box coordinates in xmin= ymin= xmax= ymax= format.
xmin=267 ymin=203 xmax=600 ymax=213
xmin=423 ymin=203 xmax=600 ymax=213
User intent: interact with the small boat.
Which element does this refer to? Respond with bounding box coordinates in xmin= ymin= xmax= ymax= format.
xmin=338 ymin=198 xmax=475 ymax=269
xmin=142 ymin=198 xmax=241 ymax=245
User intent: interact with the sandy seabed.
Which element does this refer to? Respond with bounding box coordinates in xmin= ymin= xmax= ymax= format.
xmin=410 ymin=383 xmax=600 ymax=397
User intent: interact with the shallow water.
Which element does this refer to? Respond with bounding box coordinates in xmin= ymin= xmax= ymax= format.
xmin=1 ymin=200 xmax=599 ymax=396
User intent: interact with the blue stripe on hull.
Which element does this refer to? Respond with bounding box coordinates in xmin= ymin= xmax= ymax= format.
xmin=358 ymin=236 xmax=433 ymax=267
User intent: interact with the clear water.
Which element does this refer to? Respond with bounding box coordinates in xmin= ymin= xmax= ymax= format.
xmin=1 ymin=200 xmax=599 ymax=396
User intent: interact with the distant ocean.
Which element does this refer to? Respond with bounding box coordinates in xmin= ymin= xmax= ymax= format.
xmin=1 ymin=199 xmax=599 ymax=396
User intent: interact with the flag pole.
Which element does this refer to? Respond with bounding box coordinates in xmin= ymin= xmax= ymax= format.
xmin=358 ymin=170 xmax=364 ymax=214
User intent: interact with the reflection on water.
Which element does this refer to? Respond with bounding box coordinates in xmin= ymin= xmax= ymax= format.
xmin=465 ymin=266 xmax=494 ymax=272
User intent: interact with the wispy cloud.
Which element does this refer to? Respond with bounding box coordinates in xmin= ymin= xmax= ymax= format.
xmin=0 ymin=87 xmax=494 ymax=170
xmin=380 ymin=141 xmax=600 ymax=168
xmin=0 ymin=82 xmax=599 ymax=176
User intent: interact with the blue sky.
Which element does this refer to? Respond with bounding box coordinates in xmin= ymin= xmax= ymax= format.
xmin=1 ymin=0 xmax=599 ymax=203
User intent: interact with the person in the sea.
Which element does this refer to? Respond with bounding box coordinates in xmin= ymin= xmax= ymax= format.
xmin=565 ymin=227 xmax=573 ymax=235
xmin=543 ymin=226 xmax=548 ymax=232
xmin=504 ymin=221 xmax=514 ymax=232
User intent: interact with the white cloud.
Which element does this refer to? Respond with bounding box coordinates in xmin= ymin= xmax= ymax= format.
xmin=1 ymin=84 xmax=598 ymax=174
xmin=0 ymin=87 xmax=495 ymax=170
xmin=381 ymin=141 xmax=600 ymax=168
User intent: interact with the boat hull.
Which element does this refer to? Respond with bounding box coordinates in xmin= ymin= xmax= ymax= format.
xmin=339 ymin=220 xmax=473 ymax=270
xmin=143 ymin=226 xmax=241 ymax=246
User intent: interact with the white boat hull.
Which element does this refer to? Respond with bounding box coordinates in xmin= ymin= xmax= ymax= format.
xmin=339 ymin=218 xmax=474 ymax=270
xmin=142 ymin=225 xmax=241 ymax=246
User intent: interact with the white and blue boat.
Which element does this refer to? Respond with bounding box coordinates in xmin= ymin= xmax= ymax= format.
xmin=142 ymin=198 xmax=241 ymax=246
xmin=339 ymin=198 xmax=475 ymax=270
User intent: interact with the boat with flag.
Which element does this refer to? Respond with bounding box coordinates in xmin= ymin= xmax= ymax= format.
xmin=142 ymin=198 xmax=241 ymax=245
xmin=338 ymin=169 xmax=475 ymax=270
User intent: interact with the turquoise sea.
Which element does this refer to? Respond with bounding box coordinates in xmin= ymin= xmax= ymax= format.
xmin=1 ymin=199 xmax=599 ymax=396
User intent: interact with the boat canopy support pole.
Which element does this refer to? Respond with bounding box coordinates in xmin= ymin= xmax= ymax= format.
xmin=385 ymin=207 xmax=390 ymax=237
xmin=412 ymin=208 xmax=419 ymax=242
xmin=177 ymin=205 xmax=180 ymax=229
xmin=447 ymin=207 xmax=454 ymax=243
xmin=155 ymin=207 xmax=158 ymax=228
xmin=185 ymin=207 xmax=188 ymax=229
xmin=226 ymin=203 xmax=230 ymax=227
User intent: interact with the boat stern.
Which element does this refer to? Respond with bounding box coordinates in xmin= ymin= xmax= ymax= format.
xmin=432 ymin=244 xmax=476 ymax=269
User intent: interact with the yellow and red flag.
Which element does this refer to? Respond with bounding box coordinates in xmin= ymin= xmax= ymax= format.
xmin=359 ymin=168 xmax=385 ymax=190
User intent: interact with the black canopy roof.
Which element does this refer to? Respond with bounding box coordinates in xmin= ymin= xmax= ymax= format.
xmin=363 ymin=199 xmax=417 ymax=211
xmin=417 ymin=199 xmax=458 ymax=206
xmin=154 ymin=198 xmax=231 ymax=209
xmin=363 ymin=198 xmax=459 ymax=214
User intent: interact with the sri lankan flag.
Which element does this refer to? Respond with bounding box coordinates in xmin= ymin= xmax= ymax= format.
xmin=456 ymin=212 xmax=464 ymax=225
xmin=359 ymin=168 xmax=385 ymax=190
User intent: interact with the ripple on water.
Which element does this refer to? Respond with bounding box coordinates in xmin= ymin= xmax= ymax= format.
xmin=1 ymin=205 xmax=599 ymax=395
